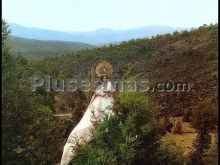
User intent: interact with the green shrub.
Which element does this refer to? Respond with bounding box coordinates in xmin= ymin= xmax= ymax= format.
xmin=202 ymin=141 xmax=218 ymax=165
xmin=189 ymin=99 xmax=218 ymax=164
xmin=157 ymin=135 xmax=184 ymax=165
xmin=72 ymin=92 xmax=166 ymax=165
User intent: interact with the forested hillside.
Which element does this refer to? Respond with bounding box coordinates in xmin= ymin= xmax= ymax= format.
xmin=33 ymin=24 xmax=218 ymax=118
xmin=2 ymin=20 xmax=218 ymax=165
xmin=8 ymin=35 xmax=95 ymax=59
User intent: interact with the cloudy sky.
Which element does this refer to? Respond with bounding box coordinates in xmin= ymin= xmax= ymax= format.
xmin=2 ymin=0 xmax=218 ymax=31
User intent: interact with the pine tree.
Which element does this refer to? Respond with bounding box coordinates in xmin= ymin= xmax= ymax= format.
xmin=189 ymin=99 xmax=217 ymax=164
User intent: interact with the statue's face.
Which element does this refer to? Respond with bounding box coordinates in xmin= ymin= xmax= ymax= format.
xmin=103 ymin=76 xmax=107 ymax=82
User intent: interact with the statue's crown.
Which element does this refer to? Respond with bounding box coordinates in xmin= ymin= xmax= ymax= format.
xmin=95 ymin=60 xmax=113 ymax=77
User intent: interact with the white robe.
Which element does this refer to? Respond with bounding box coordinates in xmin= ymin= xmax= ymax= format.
xmin=60 ymin=80 xmax=115 ymax=165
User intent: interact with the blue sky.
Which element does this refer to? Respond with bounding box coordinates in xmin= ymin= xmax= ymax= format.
xmin=2 ymin=0 xmax=218 ymax=32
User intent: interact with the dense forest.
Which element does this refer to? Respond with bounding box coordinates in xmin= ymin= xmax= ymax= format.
xmin=2 ymin=19 xmax=218 ymax=165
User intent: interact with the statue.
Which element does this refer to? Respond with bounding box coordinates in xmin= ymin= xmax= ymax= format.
xmin=60 ymin=61 xmax=115 ymax=165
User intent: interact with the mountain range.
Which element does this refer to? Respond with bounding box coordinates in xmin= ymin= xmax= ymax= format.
xmin=9 ymin=23 xmax=186 ymax=45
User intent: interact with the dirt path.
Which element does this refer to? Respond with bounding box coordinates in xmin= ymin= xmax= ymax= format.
xmin=53 ymin=113 xmax=72 ymax=117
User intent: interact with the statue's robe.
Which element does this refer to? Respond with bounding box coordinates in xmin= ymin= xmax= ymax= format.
xmin=60 ymin=80 xmax=115 ymax=165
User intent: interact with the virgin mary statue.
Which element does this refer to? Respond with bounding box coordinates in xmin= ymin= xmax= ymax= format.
xmin=60 ymin=61 xmax=115 ymax=165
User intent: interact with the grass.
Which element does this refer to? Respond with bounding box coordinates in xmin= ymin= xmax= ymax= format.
xmin=165 ymin=122 xmax=216 ymax=155
xmin=169 ymin=133 xmax=197 ymax=155
xmin=180 ymin=122 xmax=196 ymax=133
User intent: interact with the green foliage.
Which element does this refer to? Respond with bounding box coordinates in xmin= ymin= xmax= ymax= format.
xmin=71 ymin=91 xmax=87 ymax=124
xmin=72 ymin=92 xmax=179 ymax=165
xmin=2 ymin=20 xmax=74 ymax=164
xmin=31 ymin=24 xmax=218 ymax=118
xmin=8 ymin=35 xmax=95 ymax=59
xmin=190 ymin=99 xmax=217 ymax=133
xmin=189 ymin=99 xmax=218 ymax=164
xmin=2 ymin=19 xmax=11 ymax=47
xmin=208 ymin=51 xmax=217 ymax=61
xmin=2 ymin=20 xmax=218 ymax=164
xmin=157 ymin=135 xmax=184 ymax=165
xmin=72 ymin=116 xmax=125 ymax=165
xmin=202 ymin=135 xmax=218 ymax=165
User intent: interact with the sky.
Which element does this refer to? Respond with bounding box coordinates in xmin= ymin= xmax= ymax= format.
xmin=2 ymin=0 xmax=218 ymax=32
